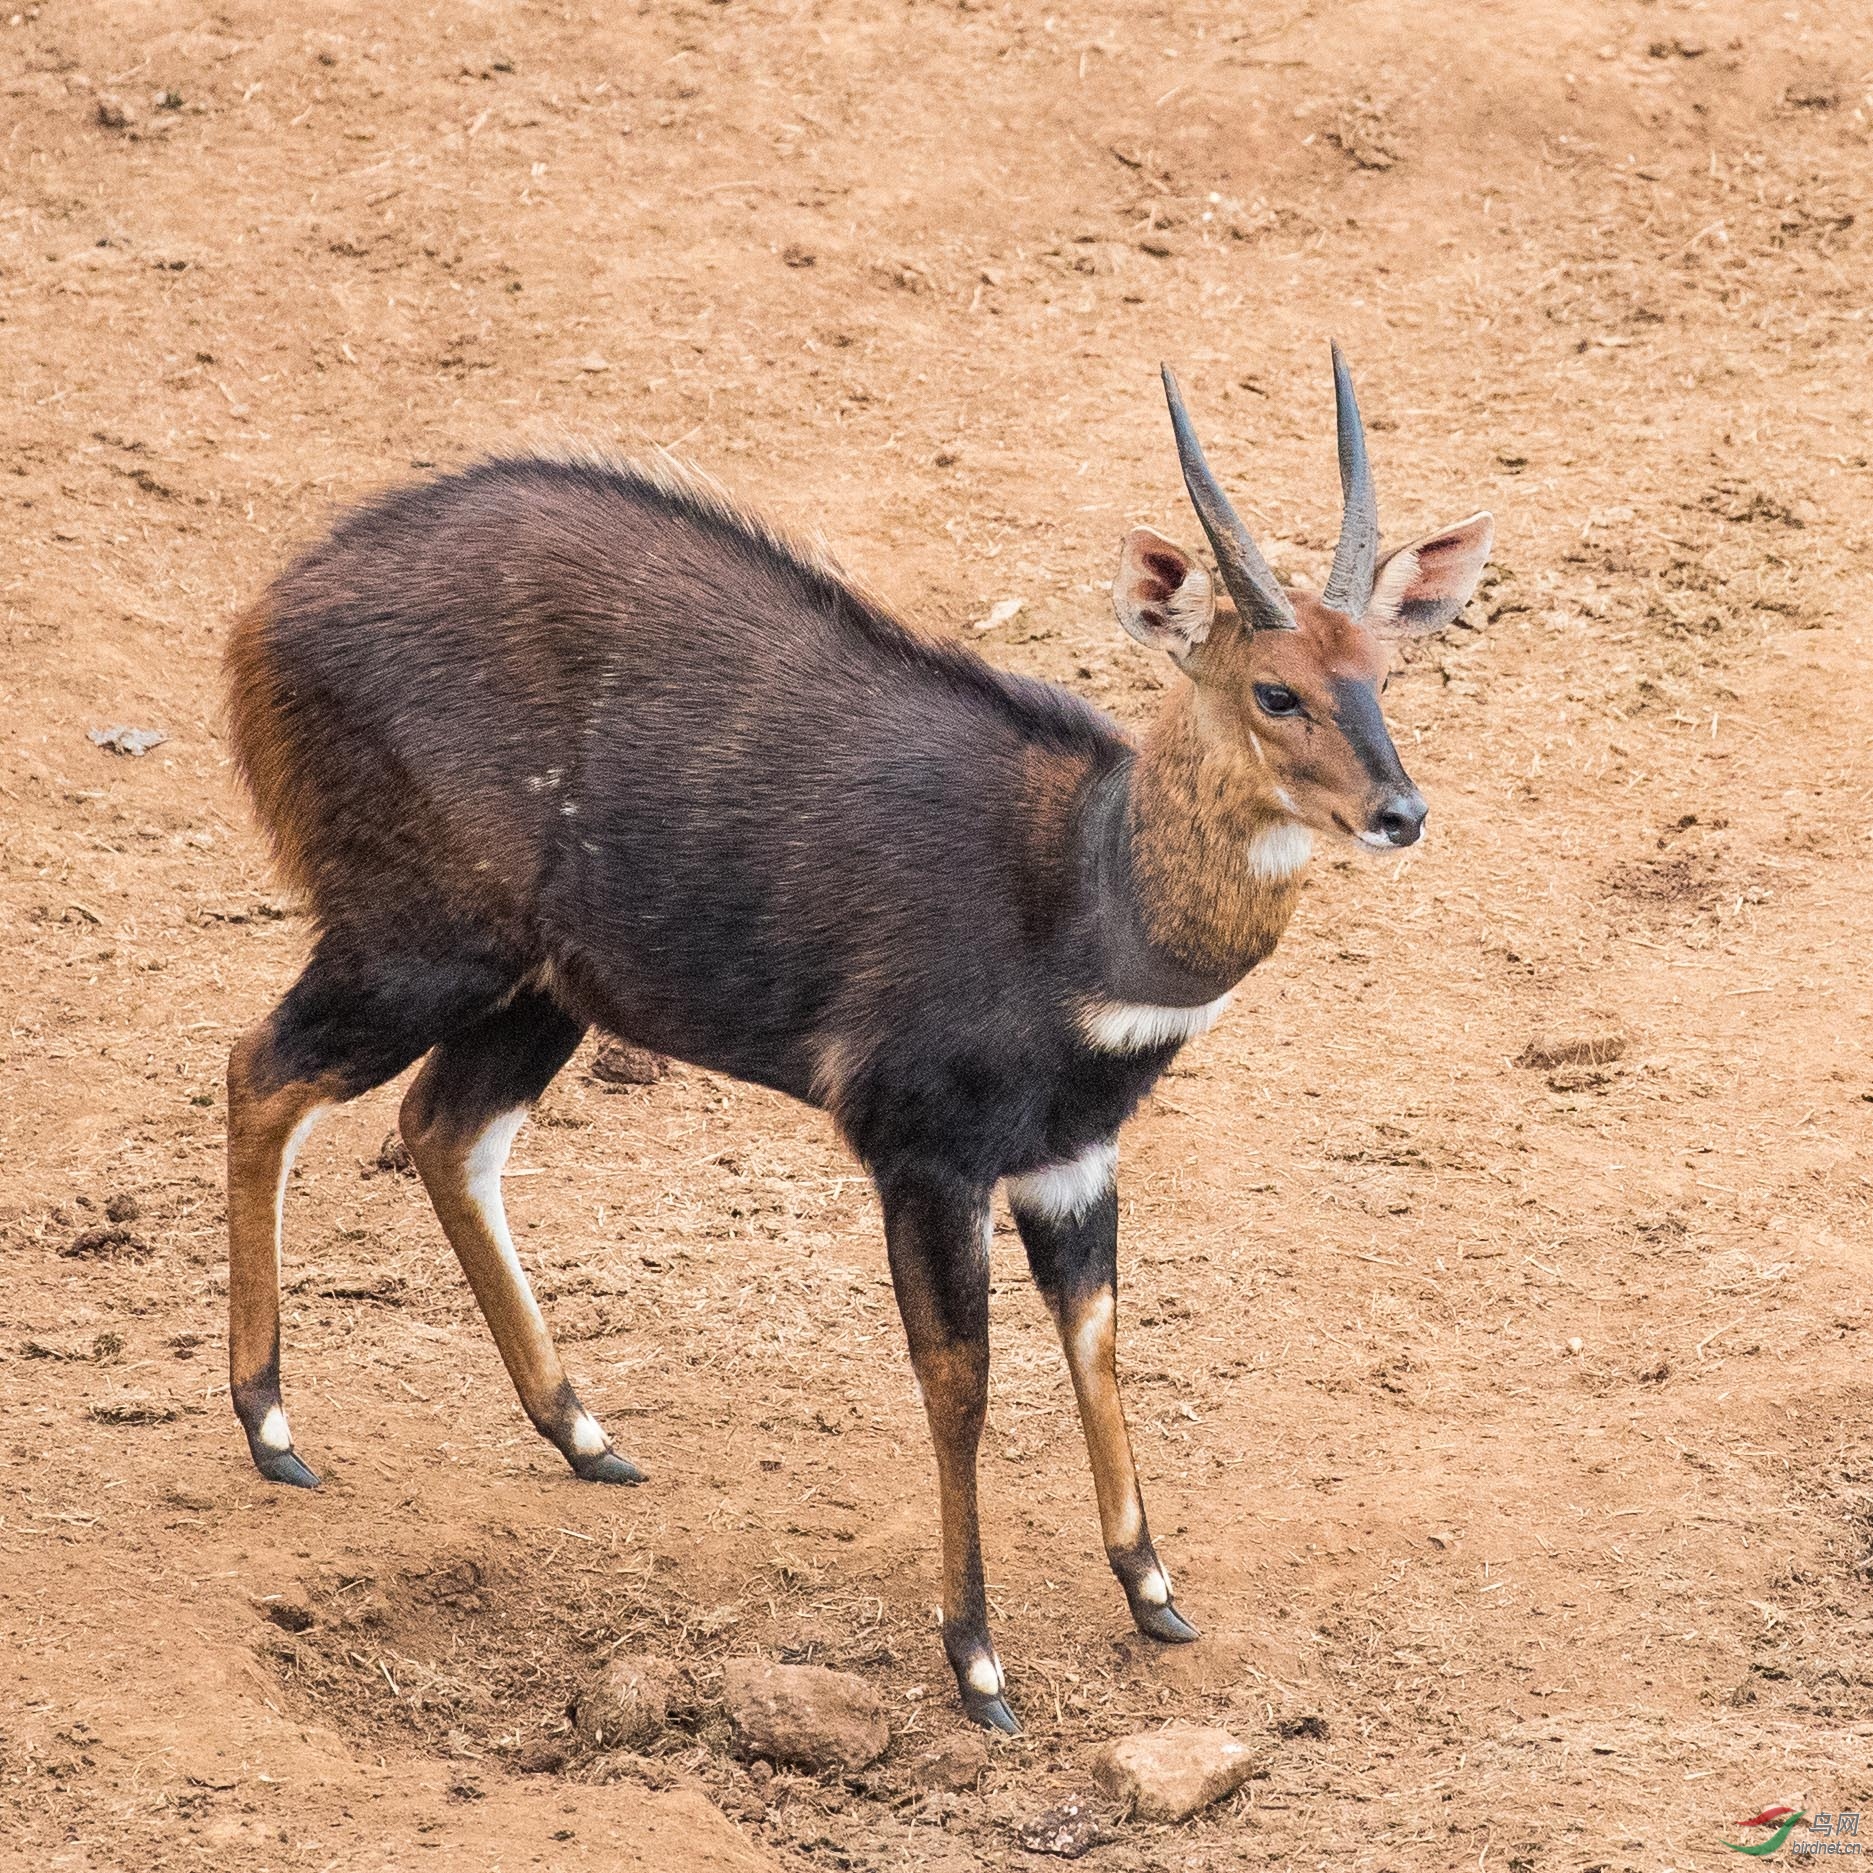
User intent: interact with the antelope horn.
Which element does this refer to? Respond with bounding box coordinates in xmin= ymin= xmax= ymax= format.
xmin=1159 ymin=364 xmax=1296 ymax=632
xmin=1321 ymin=341 xmax=1380 ymax=617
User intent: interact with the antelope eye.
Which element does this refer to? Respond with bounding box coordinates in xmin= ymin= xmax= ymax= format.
xmin=1253 ymin=683 xmax=1302 ymax=718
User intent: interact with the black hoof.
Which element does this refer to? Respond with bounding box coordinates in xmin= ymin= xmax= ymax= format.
xmin=571 ymin=1449 xmax=645 ymax=1486
xmin=961 ymin=1690 xmax=1021 ymax=1734
xmin=1132 ymin=1600 xmax=1200 ymax=1643
xmin=252 ymin=1445 xmax=321 ymax=1489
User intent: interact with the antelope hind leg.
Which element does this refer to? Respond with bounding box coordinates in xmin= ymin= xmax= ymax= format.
xmin=226 ymin=941 xmax=503 ymax=1486
xmin=400 ymin=991 xmax=642 ymax=1485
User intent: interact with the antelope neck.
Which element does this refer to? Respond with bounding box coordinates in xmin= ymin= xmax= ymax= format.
xmin=1083 ymin=685 xmax=1307 ymax=1008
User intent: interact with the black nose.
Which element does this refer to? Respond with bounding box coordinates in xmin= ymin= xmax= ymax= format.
xmin=1373 ymin=790 xmax=1427 ymax=847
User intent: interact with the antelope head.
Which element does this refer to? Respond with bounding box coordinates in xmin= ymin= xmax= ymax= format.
xmin=1112 ymin=347 xmax=1493 ymax=851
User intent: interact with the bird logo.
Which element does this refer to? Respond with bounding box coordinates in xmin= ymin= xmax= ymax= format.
xmin=1722 ymin=1806 xmax=1806 ymax=1857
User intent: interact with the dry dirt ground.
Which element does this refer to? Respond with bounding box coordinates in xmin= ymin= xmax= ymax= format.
xmin=4 ymin=1 xmax=1872 ymax=1868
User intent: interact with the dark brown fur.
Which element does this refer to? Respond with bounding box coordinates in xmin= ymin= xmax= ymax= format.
xmin=220 ymin=440 xmax=1489 ymax=1732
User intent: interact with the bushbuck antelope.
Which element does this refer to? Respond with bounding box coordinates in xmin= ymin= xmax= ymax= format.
xmin=223 ymin=348 xmax=1491 ymax=1730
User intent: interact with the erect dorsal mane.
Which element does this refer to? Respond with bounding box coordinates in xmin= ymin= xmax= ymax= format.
xmin=537 ymin=443 xmax=863 ymax=593
xmin=312 ymin=448 xmax=1122 ymax=765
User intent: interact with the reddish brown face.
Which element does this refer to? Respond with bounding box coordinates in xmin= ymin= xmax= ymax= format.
xmin=1195 ymin=591 xmax=1425 ymax=848
xmin=1111 ymin=513 xmax=1495 ymax=853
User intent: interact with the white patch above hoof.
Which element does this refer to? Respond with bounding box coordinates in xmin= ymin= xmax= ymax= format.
xmin=1005 ymin=1140 xmax=1117 ymax=1222
xmin=1247 ymin=822 xmax=1313 ymax=880
xmin=257 ymin=1404 xmax=292 ymax=1452
xmin=1080 ymin=993 xmax=1231 ymax=1055
xmin=1137 ymin=1567 xmax=1171 ymax=1607
xmin=966 ymin=1655 xmax=1004 ymax=1696
xmin=569 ymin=1412 xmax=609 ymax=1457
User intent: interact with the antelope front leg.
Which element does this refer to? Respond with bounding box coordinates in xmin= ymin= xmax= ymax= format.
xmin=1009 ymin=1145 xmax=1197 ymax=1644
xmin=877 ymin=1170 xmax=1015 ymax=1732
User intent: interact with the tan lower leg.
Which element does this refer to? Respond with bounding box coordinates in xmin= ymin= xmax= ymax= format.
xmin=911 ymin=1336 xmax=1001 ymax=1698
xmin=1053 ymin=1285 xmax=1165 ymax=1598
xmin=226 ymin=1028 xmax=335 ymax=1463
xmin=401 ymin=1097 xmax=610 ymax=1464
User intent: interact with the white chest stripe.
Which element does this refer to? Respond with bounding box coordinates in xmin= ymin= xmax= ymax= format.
xmin=1080 ymin=992 xmax=1231 ymax=1054
xmin=1005 ymin=1139 xmax=1117 ymax=1222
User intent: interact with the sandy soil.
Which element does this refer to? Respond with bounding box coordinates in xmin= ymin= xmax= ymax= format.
xmin=3 ymin=1 xmax=1872 ymax=1867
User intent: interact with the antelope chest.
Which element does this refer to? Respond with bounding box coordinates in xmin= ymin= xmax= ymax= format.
xmin=1033 ymin=1025 xmax=1188 ymax=1167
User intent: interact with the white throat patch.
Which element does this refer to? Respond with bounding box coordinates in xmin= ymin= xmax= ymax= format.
xmin=1247 ymin=822 xmax=1313 ymax=881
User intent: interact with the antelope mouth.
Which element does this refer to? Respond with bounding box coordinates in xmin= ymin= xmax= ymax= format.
xmin=1331 ymin=812 xmax=1421 ymax=854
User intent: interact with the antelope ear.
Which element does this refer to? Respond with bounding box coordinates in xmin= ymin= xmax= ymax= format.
xmin=1365 ymin=513 xmax=1495 ymax=638
xmin=1112 ymin=527 xmax=1215 ymax=663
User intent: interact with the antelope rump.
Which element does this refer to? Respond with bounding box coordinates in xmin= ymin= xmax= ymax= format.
xmin=222 ymin=350 xmax=1493 ymax=1729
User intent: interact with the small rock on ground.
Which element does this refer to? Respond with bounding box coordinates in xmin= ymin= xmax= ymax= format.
xmin=373 ymin=1133 xmax=416 ymax=1176
xmin=1516 ymin=1031 xmax=1626 ymax=1071
xmin=512 ymin=1738 xmax=567 ymax=1775
xmin=88 ymin=1395 xmax=176 ymax=1426
xmin=1015 ymin=1797 xmax=1107 ymax=1857
xmin=721 ymin=1659 xmax=888 ymax=1773
xmin=590 ymin=1035 xmax=669 ymax=1085
xmin=87 ymin=724 xmax=167 ymax=756
xmin=61 ymin=1226 xmax=145 ymax=1260
xmin=1089 ymin=1724 xmax=1260 ymax=1823
xmin=908 ymin=1729 xmax=989 ymax=1791
xmin=574 ymin=1653 xmax=678 ymax=1752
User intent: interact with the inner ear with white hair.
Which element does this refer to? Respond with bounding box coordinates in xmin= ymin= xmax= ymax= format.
xmin=1364 ymin=513 xmax=1495 ymax=638
xmin=1111 ymin=527 xmax=1215 ymax=666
